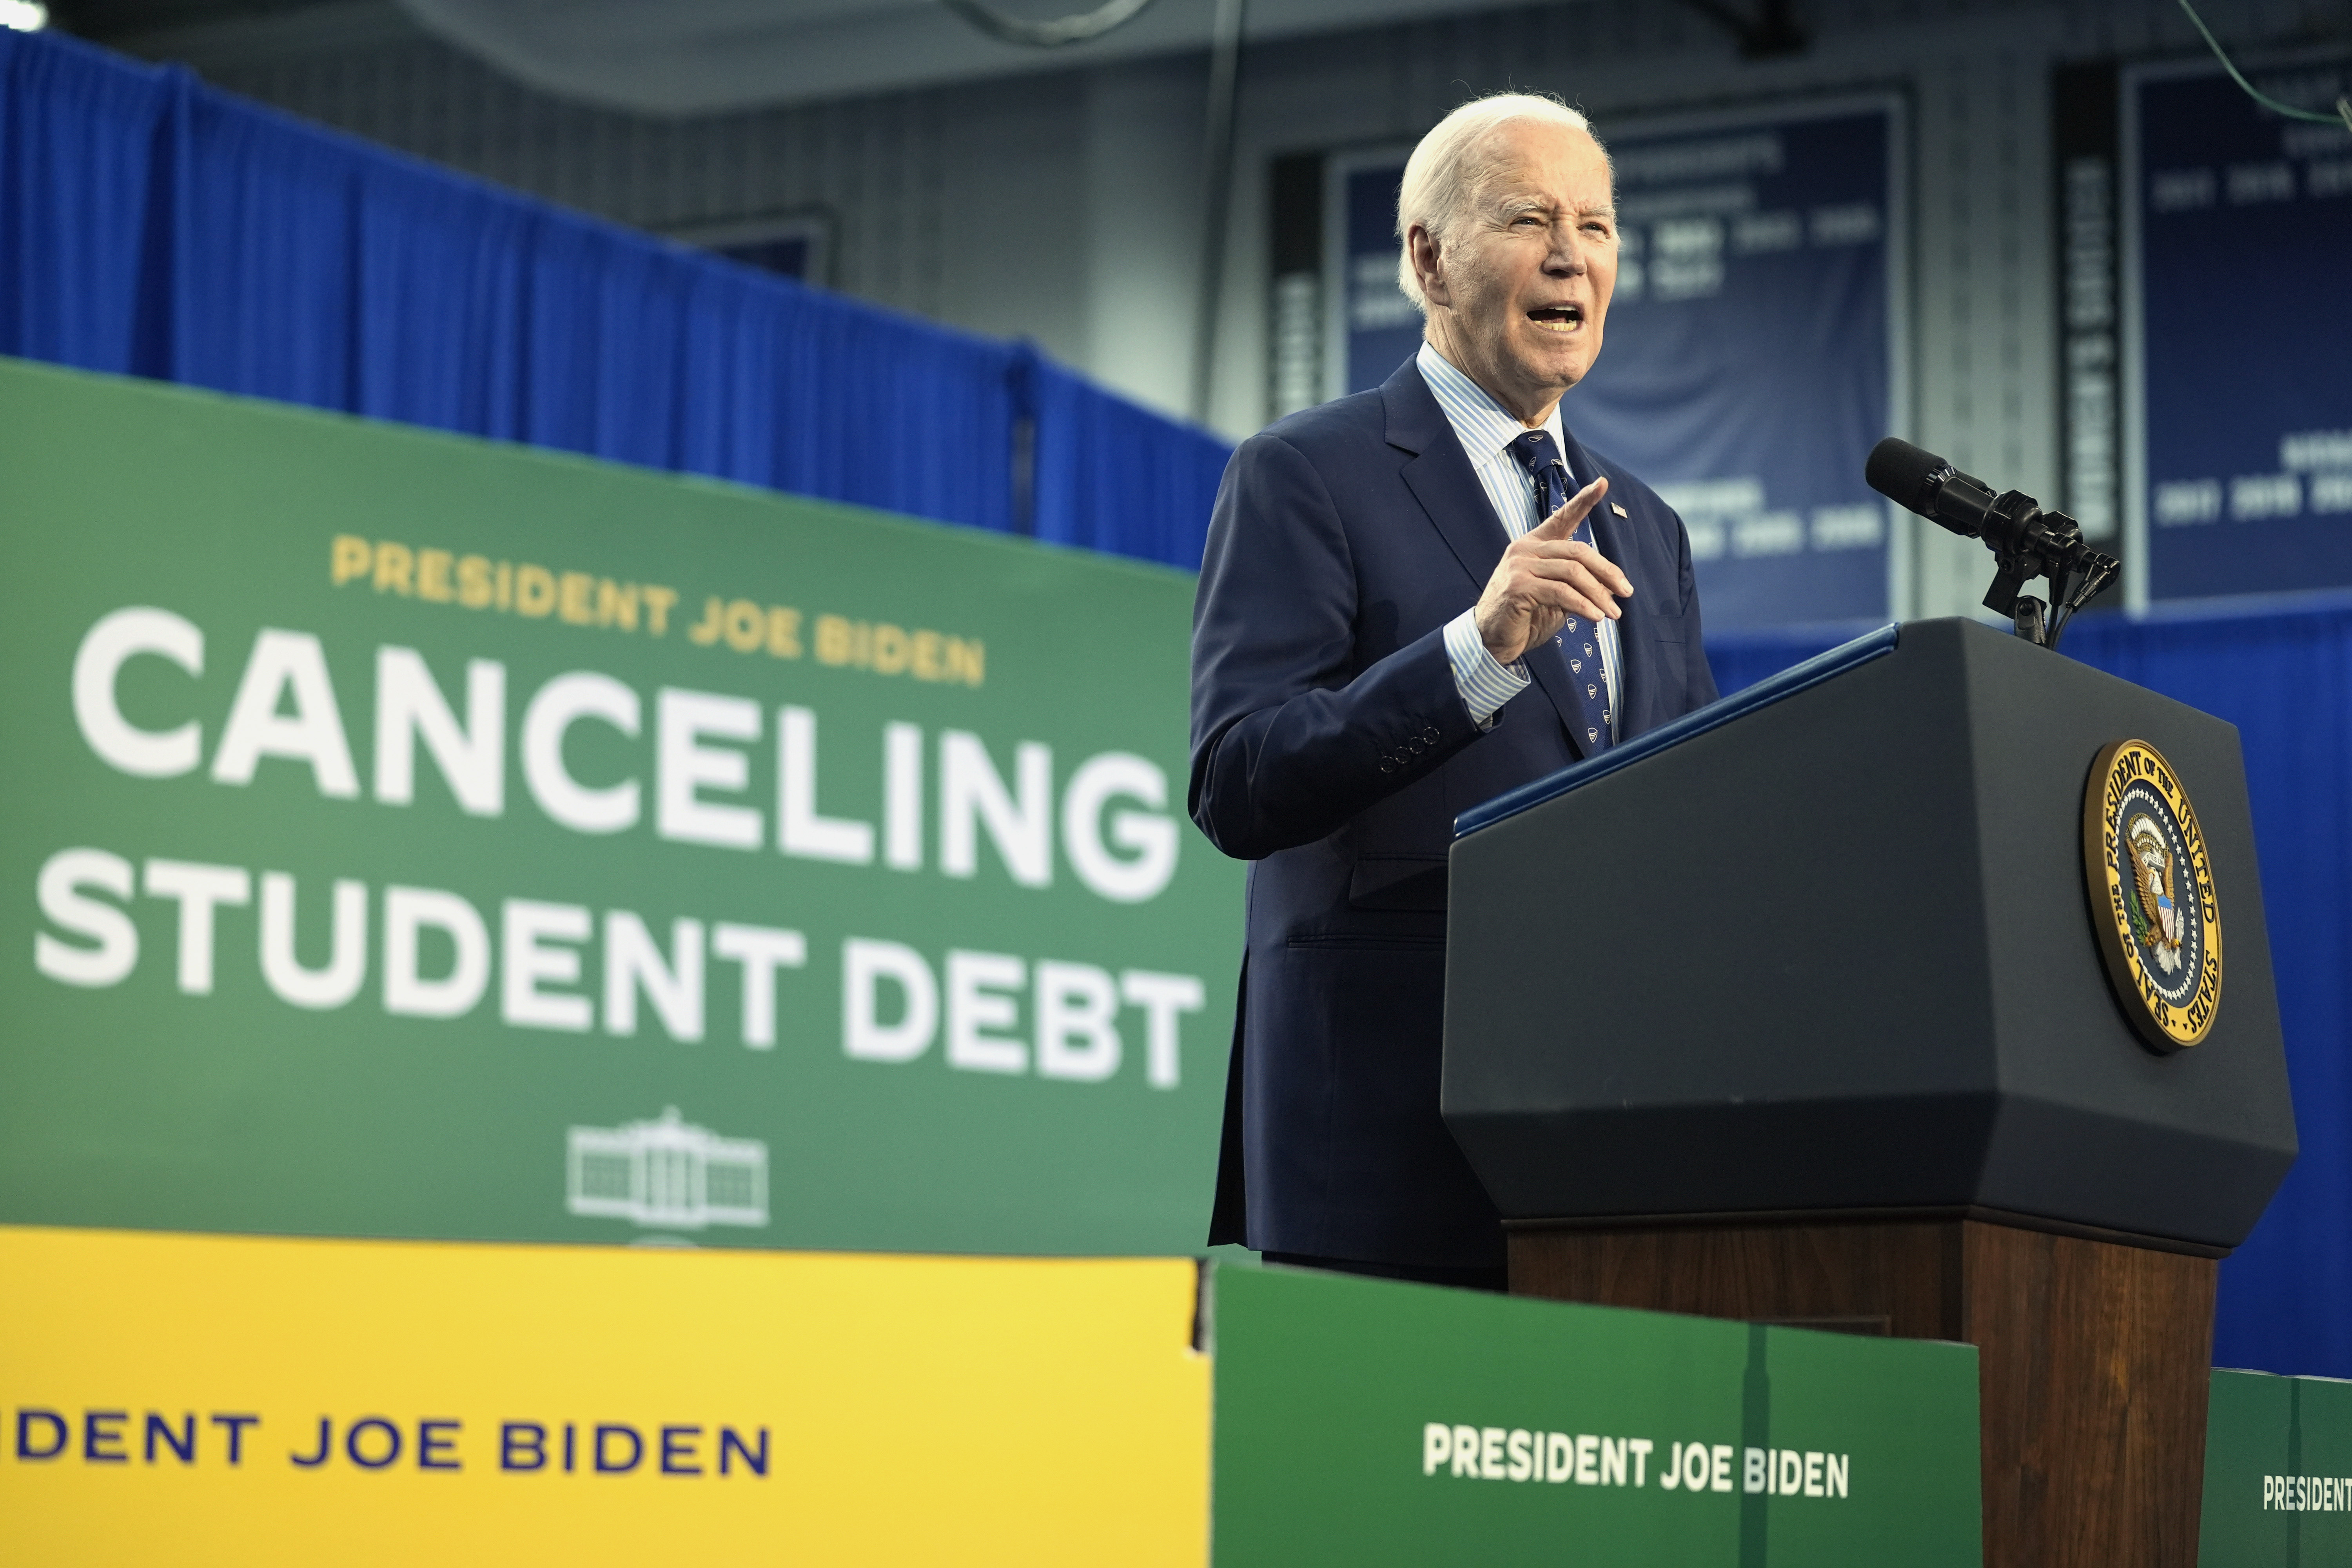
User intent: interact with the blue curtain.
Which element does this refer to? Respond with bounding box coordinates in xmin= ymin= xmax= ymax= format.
xmin=0 ymin=27 xmax=1225 ymax=567
xmin=1024 ymin=350 xmax=1229 ymax=570
xmin=1710 ymin=598 xmax=2352 ymax=1380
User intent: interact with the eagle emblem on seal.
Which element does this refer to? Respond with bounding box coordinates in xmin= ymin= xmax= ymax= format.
xmin=2125 ymin=814 xmax=2184 ymax=973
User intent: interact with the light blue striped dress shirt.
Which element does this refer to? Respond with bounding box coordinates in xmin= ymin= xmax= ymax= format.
xmin=1419 ymin=341 xmax=1622 ymax=736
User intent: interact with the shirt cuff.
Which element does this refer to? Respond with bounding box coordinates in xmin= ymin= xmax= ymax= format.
xmin=1443 ymin=609 xmax=1530 ymax=728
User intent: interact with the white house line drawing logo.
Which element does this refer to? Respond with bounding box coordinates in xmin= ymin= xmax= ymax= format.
xmin=566 ymin=1107 xmax=769 ymax=1231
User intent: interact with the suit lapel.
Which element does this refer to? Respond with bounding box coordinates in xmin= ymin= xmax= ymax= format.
xmin=1386 ymin=365 xmax=1508 ymax=590
xmin=1383 ymin=361 xmax=1594 ymax=759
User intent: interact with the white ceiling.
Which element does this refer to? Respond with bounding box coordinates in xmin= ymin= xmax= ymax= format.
xmin=393 ymin=0 xmax=1566 ymax=116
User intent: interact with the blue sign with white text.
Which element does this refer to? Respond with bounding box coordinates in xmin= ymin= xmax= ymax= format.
xmin=1333 ymin=100 xmax=1902 ymax=631
xmin=2133 ymin=59 xmax=2352 ymax=601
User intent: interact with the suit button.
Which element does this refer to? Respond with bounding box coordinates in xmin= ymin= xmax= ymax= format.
xmin=1379 ymin=759 xmax=1396 ymax=774
xmin=1408 ymin=742 xmax=1423 ymax=755
xmin=1423 ymin=727 xmax=1441 ymax=743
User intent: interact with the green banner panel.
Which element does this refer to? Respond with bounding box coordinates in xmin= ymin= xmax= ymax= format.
xmin=2201 ymin=1369 xmax=2352 ymax=1566
xmin=0 ymin=356 xmax=1239 ymax=1255
xmin=1208 ymin=1264 xmax=1982 ymax=1565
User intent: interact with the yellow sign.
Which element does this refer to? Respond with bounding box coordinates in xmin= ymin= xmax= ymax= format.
xmin=2083 ymin=738 xmax=2224 ymax=1051
xmin=0 ymin=1227 xmax=1209 ymax=1566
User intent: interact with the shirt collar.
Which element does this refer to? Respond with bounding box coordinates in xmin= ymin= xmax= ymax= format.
xmin=1415 ymin=341 xmax=1570 ymax=475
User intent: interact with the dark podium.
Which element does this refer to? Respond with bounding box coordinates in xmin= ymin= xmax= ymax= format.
xmin=1443 ymin=617 xmax=2296 ymax=1568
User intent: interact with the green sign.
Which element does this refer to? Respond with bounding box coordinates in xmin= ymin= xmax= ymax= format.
xmin=0 ymin=356 xmax=1239 ymax=1254
xmin=2200 ymin=1368 xmax=2352 ymax=1565
xmin=1209 ymin=1264 xmax=1983 ymax=1565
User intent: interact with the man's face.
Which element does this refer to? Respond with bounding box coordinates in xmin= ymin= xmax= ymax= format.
xmin=1416 ymin=121 xmax=1618 ymax=422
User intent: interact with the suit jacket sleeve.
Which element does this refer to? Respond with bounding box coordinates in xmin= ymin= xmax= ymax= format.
xmin=1188 ymin=430 xmax=1481 ymax=861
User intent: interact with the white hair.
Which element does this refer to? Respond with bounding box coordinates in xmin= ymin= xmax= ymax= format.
xmin=1394 ymin=93 xmax=1602 ymax=311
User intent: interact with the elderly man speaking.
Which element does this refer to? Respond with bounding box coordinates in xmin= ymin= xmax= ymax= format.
xmin=1190 ymin=93 xmax=1720 ymax=1288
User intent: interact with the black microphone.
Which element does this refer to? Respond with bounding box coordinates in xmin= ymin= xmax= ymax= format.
xmin=1863 ymin=436 xmax=2120 ymax=647
xmin=1864 ymin=437 xmax=2006 ymax=541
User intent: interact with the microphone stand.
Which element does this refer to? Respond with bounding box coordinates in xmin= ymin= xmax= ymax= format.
xmin=1970 ymin=495 xmax=2119 ymax=652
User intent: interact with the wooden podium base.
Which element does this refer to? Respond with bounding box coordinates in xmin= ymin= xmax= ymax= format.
xmin=1508 ymin=1209 xmax=2221 ymax=1568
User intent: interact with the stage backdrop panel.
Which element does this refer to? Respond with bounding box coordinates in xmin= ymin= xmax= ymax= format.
xmin=2126 ymin=53 xmax=2352 ymax=604
xmin=1211 ymin=1264 xmax=1980 ymax=1566
xmin=0 ymin=1225 xmax=1984 ymax=1566
xmin=0 ymin=1227 xmax=1214 ymax=1567
xmin=1325 ymin=96 xmax=1905 ymax=631
xmin=0 ymin=355 xmax=1239 ymax=1255
xmin=2199 ymin=1368 xmax=2352 ymax=1565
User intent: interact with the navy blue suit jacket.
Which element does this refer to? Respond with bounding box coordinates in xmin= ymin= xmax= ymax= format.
xmin=1189 ymin=357 xmax=1720 ymax=1268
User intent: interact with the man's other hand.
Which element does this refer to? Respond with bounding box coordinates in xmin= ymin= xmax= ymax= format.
xmin=1472 ymin=477 xmax=1631 ymax=665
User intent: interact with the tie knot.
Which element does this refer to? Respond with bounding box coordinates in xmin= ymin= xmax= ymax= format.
xmin=1508 ymin=428 xmax=1563 ymax=477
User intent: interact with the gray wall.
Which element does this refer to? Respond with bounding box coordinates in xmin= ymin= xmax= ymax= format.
xmin=124 ymin=0 xmax=2341 ymax=614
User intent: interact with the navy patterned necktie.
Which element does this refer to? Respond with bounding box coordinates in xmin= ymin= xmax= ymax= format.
xmin=1506 ymin=428 xmax=1613 ymax=754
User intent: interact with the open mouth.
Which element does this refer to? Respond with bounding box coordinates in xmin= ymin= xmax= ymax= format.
xmin=1526 ymin=304 xmax=1585 ymax=333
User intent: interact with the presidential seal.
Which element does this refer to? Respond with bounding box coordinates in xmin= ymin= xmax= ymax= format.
xmin=2083 ymin=739 xmax=2223 ymax=1052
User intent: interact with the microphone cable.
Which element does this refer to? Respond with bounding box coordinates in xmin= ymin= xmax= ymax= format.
xmin=2176 ymin=0 xmax=2352 ymax=135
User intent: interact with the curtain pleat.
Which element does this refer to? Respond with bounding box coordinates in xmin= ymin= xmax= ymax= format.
xmin=0 ymin=27 xmax=1227 ymax=565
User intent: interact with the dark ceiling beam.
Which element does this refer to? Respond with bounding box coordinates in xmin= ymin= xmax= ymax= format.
xmin=45 ymin=0 xmax=328 ymax=44
xmin=1675 ymin=0 xmax=1808 ymax=59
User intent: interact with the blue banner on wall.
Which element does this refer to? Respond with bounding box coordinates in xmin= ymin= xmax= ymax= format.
xmin=1325 ymin=97 xmax=1905 ymax=631
xmin=2127 ymin=56 xmax=2352 ymax=603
